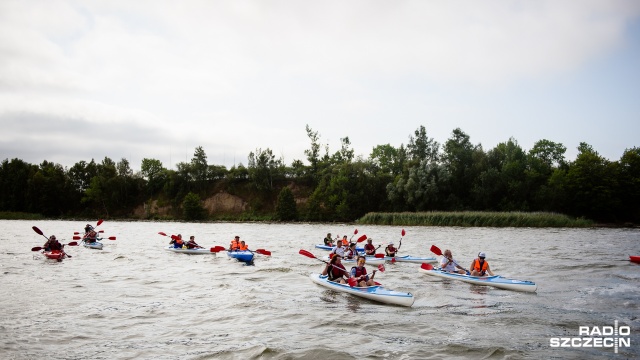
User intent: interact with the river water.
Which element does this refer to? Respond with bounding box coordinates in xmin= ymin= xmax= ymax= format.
xmin=0 ymin=220 xmax=638 ymax=359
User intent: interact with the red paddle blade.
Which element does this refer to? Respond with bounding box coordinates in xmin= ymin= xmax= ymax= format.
xmin=374 ymin=253 xmax=385 ymax=258
xmin=421 ymin=263 xmax=434 ymax=270
xmin=74 ymin=232 xmax=80 ymax=235
xmin=353 ymin=229 xmax=358 ymax=235
xmin=210 ymin=246 xmax=225 ymax=253
xmin=256 ymin=249 xmax=271 ymax=256
xmin=32 ymin=226 xmax=44 ymax=236
xmin=158 ymin=232 xmax=167 ymax=236
xmin=299 ymin=249 xmax=316 ymax=258
xmin=391 ymin=257 xmax=396 ymax=264
xmin=378 ymin=264 xmax=386 ymax=272
xmin=67 ymin=242 xmax=78 ymax=246
xmin=430 ymin=245 xmax=443 ymax=256
xmin=107 ymin=237 xmax=116 ymax=240
xmin=356 ymin=235 xmax=367 ymax=243
xmin=31 ymin=246 xmax=42 ymax=251
xmin=73 ymin=236 xmax=81 ymax=240
xmin=401 ymin=229 xmax=406 ymax=237
xmin=99 ymin=230 xmax=104 ymax=233
xmin=347 ymin=278 xmax=357 ymax=287
xmin=96 ymin=219 xmax=104 ymax=227
xmin=170 ymin=235 xmax=180 ymax=240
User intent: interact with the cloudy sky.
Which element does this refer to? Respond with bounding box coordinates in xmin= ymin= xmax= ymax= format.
xmin=1 ymin=0 xmax=639 ymax=171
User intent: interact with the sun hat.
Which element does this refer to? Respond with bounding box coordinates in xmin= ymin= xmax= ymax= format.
xmin=478 ymin=252 xmax=486 ymax=258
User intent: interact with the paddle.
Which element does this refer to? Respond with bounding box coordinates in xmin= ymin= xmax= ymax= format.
xmin=32 ymin=226 xmax=75 ymax=257
xmin=299 ymin=249 xmax=356 ymax=287
xmin=210 ymin=246 xmax=226 ymax=253
xmin=421 ymin=263 xmax=433 ymax=270
xmin=349 ymin=229 xmax=358 ymax=242
xmin=31 ymin=242 xmax=78 ymax=252
xmin=356 ymin=234 xmax=368 ymax=243
xmin=255 ymin=248 xmax=272 ymax=256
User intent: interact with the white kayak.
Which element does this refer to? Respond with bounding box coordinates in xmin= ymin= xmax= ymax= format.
xmin=419 ymin=267 xmax=537 ymax=293
xmin=309 ymin=273 xmax=414 ymax=307
xmin=366 ymin=255 xmax=437 ymax=263
xmin=324 ymin=256 xmax=385 ymax=266
xmin=164 ymin=246 xmax=217 ymax=255
xmin=82 ymin=241 xmax=103 ymax=250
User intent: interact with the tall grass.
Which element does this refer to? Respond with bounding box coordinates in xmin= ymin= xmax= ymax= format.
xmin=357 ymin=211 xmax=594 ymax=227
xmin=0 ymin=212 xmax=45 ymax=220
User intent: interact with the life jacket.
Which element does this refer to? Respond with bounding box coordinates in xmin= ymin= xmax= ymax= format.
xmin=351 ymin=266 xmax=367 ymax=279
xmin=327 ymin=264 xmax=346 ymax=281
xmin=230 ymin=240 xmax=240 ymax=250
xmin=385 ymin=246 xmax=397 ymax=255
xmin=239 ymin=244 xmax=248 ymax=251
xmin=84 ymin=230 xmax=97 ymax=243
xmin=345 ymin=248 xmax=357 ymax=259
xmin=364 ymin=243 xmax=375 ymax=254
xmin=49 ymin=240 xmax=62 ymax=251
xmin=173 ymin=238 xmax=184 ymax=248
xmin=472 ymin=259 xmax=488 ymax=275
xmin=324 ymin=237 xmax=333 ymax=246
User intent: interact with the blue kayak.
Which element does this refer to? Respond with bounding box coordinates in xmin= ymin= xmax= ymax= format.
xmin=227 ymin=250 xmax=254 ymax=263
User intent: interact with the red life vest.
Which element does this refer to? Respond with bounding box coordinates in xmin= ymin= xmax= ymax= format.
xmin=364 ymin=243 xmax=375 ymax=254
xmin=351 ymin=266 xmax=367 ymax=278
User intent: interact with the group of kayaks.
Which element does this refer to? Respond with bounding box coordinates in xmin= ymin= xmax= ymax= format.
xmin=163 ymin=245 xmax=258 ymax=263
xmin=308 ymin=234 xmax=548 ymax=307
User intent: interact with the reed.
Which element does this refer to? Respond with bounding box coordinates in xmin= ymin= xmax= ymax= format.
xmin=357 ymin=211 xmax=593 ymax=227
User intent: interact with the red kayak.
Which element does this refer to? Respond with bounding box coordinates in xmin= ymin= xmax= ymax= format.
xmin=630 ymin=256 xmax=640 ymax=264
xmin=43 ymin=250 xmax=66 ymax=261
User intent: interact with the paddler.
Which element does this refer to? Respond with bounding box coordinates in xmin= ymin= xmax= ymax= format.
xmin=322 ymin=254 xmax=349 ymax=284
xmin=344 ymin=242 xmax=358 ymax=260
xmin=170 ymin=234 xmax=184 ymax=248
xmin=363 ymin=238 xmax=377 ymax=255
xmin=441 ymin=249 xmax=469 ymax=274
xmin=323 ymin=233 xmax=334 ymax=247
xmin=229 ymin=236 xmax=241 ymax=251
xmin=385 ymin=241 xmax=399 ymax=257
xmin=239 ymin=240 xmax=249 ymax=251
xmin=469 ymin=252 xmax=495 ymax=276
xmin=186 ymin=235 xmax=203 ymax=249
xmin=350 ymin=256 xmax=376 ymax=287
xmin=42 ymin=235 xmax=62 ymax=251
xmin=330 ymin=240 xmax=346 ymax=259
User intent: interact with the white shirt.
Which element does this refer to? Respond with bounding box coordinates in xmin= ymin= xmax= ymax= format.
xmin=332 ymin=246 xmax=346 ymax=258
xmin=441 ymin=256 xmax=460 ymax=272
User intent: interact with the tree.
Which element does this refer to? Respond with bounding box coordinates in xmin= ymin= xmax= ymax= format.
xmin=183 ymin=192 xmax=206 ymax=220
xmin=191 ymin=146 xmax=209 ymax=192
xmin=248 ymin=148 xmax=284 ymax=192
xmin=275 ymin=186 xmax=298 ymax=221
xmin=442 ymin=128 xmax=483 ymax=209
xmin=407 ymin=125 xmax=439 ymax=163
xmin=304 ymin=125 xmax=321 ymax=183
xmin=141 ymin=158 xmax=166 ymax=195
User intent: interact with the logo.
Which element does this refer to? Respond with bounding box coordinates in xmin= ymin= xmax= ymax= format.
xmin=550 ymin=320 xmax=631 ymax=354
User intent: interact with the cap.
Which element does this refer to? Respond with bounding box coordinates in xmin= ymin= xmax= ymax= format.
xmin=478 ymin=252 xmax=486 ymax=258
xmin=388 ymin=241 xmax=394 ymax=245
xmin=367 ymin=238 xmax=372 ymax=242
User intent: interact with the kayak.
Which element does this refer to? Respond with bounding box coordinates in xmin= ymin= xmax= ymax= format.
xmin=164 ymin=246 xmax=217 ymax=255
xmin=630 ymin=256 xmax=640 ymax=264
xmin=419 ymin=267 xmax=537 ymax=293
xmin=309 ymin=273 xmax=414 ymax=307
xmin=83 ymin=241 xmax=103 ymax=250
xmin=315 ymin=244 xmax=364 ymax=252
xmin=368 ymin=255 xmax=437 ymax=263
xmin=42 ymin=250 xmax=66 ymax=261
xmin=227 ymin=250 xmax=254 ymax=263
xmin=325 ymin=256 xmax=385 ymax=266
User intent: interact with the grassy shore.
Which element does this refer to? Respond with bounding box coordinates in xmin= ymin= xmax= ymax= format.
xmin=357 ymin=211 xmax=594 ymax=227
xmin=0 ymin=212 xmax=45 ymax=220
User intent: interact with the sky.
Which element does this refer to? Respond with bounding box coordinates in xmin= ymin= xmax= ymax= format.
xmin=1 ymin=0 xmax=640 ymax=171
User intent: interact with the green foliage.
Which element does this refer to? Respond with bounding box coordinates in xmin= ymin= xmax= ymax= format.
xmin=275 ymin=186 xmax=298 ymax=221
xmin=358 ymin=211 xmax=593 ymax=227
xmin=182 ymin=192 xmax=206 ymax=220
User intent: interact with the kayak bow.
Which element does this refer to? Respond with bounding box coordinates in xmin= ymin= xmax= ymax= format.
xmin=309 ymin=273 xmax=414 ymax=307
xmin=419 ymin=267 xmax=537 ymax=293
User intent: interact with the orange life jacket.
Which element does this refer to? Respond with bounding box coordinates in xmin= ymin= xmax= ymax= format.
xmin=472 ymin=259 xmax=488 ymax=273
xmin=230 ymin=240 xmax=240 ymax=250
xmin=239 ymin=244 xmax=248 ymax=250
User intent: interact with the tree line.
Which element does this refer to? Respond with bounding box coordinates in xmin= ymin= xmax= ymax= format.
xmin=1 ymin=125 xmax=638 ymax=224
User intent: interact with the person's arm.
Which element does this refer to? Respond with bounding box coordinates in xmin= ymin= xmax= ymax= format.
xmin=370 ymin=269 xmax=376 ymax=280
xmin=322 ymin=263 xmax=330 ymax=276
xmin=487 ymin=263 xmax=495 ymax=276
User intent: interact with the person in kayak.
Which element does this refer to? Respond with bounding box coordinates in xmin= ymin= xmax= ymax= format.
xmin=83 ymin=229 xmax=98 ymax=244
xmin=331 ymin=240 xmax=346 ymax=258
xmin=469 ymin=252 xmax=495 ymax=276
xmin=239 ymin=240 xmax=249 ymax=251
xmin=322 ymin=254 xmax=349 ymax=284
xmin=229 ymin=236 xmax=241 ymax=251
xmin=170 ymin=234 xmax=184 ymax=248
xmin=364 ymin=238 xmax=377 ymax=255
xmin=351 ymin=256 xmax=376 ymax=287
xmin=344 ymin=242 xmax=358 ymax=260
xmin=323 ymin=233 xmax=334 ymax=247
xmin=43 ymin=235 xmax=62 ymax=251
xmin=186 ymin=235 xmax=203 ymax=249
xmin=84 ymin=224 xmax=93 ymax=234
xmin=385 ymin=241 xmax=400 ymax=257
xmin=441 ymin=249 xmax=469 ymax=274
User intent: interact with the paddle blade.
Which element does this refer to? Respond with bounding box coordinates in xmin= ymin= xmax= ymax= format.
xmin=353 ymin=229 xmax=358 ymax=235
xmin=73 ymin=236 xmax=81 ymax=240
xmin=378 ymin=264 xmax=386 ymax=272
xmin=374 ymin=253 xmax=385 ymax=258
xmin=347 ymin=277 xmax=357 ymax=287
xmin=32 ymin=226 xmax=44 ymax=236
xmin=74 ymin=232 xmax=80 ymax=235
xmin=299 ymin=249 xmax=316 ymax=259
xmin=430 ymin=245 xmax=443 ymax=256
xmin=256 ymin=249 xmax=271 ymax=256
xmin=31 ymin=246 xmax=42 ymax=251
xmin=210 ymin=246 xmax=226 ymax=253
xmin=391 ymin=257 xmax=396 ymax=264
xmin=356 ymin=235 xmax=367 ymax=243
xmin=107 ymin=236 xmax=116 ymax=240
xmin=99 ymin=230 xmax=104 ymax=233
xmin=170 ymin=235 xmax=180 ymax=240
xmin=401 ymin=229 xmax=406 ymax=237
xmin=67 ymin=241 xmax=78 ymax=246
xmin=158 ymin=232 xmax=167 ymax=236
xmin=96 ymin=219 xmax=104 ymax=227
xmin=421 ymin=263 xmax=434 ymax=270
